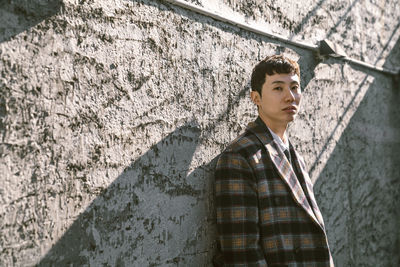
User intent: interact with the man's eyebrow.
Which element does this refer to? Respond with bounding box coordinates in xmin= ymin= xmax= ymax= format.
xmin=271 ymin=80 xmax=300 ymax=84
xmin=271 ymin=81 xmax=285 ymax=84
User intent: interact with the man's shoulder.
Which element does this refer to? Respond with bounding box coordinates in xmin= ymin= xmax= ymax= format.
xmin=222 ymin=128 xmax=262 ymax=157
xmin=215 ymin=130 xmax=262 ymax=172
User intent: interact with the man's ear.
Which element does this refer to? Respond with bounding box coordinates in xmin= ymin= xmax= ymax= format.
xmin=250 ymin=91 xmax=261 ymax=106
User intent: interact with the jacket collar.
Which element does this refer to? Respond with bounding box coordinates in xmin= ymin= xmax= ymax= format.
xmin=247 ymin=117 xmax=325 ymax=230
xmin=245 ymin=116 xmax=274 ymax=147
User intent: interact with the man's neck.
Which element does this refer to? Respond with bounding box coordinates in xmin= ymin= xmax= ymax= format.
xmin=259 ymin=116 xmax=288 ymax=142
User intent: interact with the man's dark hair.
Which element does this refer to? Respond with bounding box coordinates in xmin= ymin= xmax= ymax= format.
xmin=251 ymin=55 xmax=300 ymax=96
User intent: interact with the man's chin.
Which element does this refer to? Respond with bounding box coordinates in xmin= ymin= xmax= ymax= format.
xmin=285 ymin=115 xmax=297 ymax=123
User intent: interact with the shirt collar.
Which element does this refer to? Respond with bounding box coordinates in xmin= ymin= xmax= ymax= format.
xmin=267 ymin=126 xmax=289 ymax=152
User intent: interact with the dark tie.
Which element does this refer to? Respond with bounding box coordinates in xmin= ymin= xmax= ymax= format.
xmin=284 ymin=149 xmax=291 ymax=165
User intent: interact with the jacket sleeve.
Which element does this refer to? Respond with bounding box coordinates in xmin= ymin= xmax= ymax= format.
xmin=215 ymin=150 xmax=267 ymax=266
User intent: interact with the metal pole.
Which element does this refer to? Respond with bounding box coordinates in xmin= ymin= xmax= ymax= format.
xmin=163 ymin=0 xmax=399 ymax=77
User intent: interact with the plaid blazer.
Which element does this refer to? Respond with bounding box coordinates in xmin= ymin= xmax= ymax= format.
xmin=215 ymin=118 xmax=334 ymax=267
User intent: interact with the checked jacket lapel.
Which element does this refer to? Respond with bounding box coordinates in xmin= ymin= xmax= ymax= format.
xmin=294 ymin=150 xmax=326 ymax=228
xmin=247 ymin=119 xmax=325 ymax=230
xmin=266 ymin=142 xmax=324 ymax=230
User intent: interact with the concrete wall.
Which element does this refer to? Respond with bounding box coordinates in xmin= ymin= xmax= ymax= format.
xmin=1 ymin=0 xmax=399 ymax=266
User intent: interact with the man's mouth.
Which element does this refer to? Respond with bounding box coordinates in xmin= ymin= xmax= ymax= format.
xmin=283 ymin=106 xmax=297 ymax=111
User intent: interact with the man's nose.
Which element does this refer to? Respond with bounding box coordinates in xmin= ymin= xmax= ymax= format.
xmin=285 ymin=88 xmax=296 ymax=102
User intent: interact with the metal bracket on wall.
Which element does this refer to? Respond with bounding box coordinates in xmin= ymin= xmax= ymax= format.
xmin=164 ymin=0 xmax=399 ymax=77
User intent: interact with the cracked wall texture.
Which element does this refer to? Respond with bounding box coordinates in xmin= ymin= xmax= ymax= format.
xmin=0 ymin=0 xmax=399 ymax=266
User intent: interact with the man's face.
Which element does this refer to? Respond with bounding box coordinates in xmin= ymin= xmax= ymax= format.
xmin=251 ymin=72 xmax=301 ymax=129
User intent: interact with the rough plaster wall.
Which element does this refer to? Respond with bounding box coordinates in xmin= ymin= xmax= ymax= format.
xmin=0 ymin=0 xmax=399 ymax=266
xmin=184 ymin=0 xmax=400 ymax=71
xmin=313 ymin=70 xmax=400 ymax=267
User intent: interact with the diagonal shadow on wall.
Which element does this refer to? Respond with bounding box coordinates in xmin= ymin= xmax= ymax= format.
xmin=314 ymin=37 xmax=400 ymax=267
xmin=0 ymin=0 xmax=63 ymax=43
xmin=38 ymin=123 xmax=219 ymax=266
xmin=308 ymin=21 xmax=400 ymax=177
xmin=324 ymin=0 xmax=361 ymax=39
xmin=5 ymin=0 xmax=388 ymax=265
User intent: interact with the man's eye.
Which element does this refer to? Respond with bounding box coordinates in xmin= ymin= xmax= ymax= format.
xmin=274 ymin=87 xmax=282 ymax=90
xmin=291 ymin=86 xmax=299 ymax=90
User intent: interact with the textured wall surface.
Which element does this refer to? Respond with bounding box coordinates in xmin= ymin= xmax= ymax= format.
xmin=0 ymin=0 xmax=399 ymax=266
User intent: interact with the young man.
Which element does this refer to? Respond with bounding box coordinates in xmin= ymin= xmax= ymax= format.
xmin=214 ymin=55 xmax=334 ymax=266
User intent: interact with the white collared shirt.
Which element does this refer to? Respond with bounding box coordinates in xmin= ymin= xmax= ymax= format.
xmin=267 ymin=127 xmax=289 ymax=153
